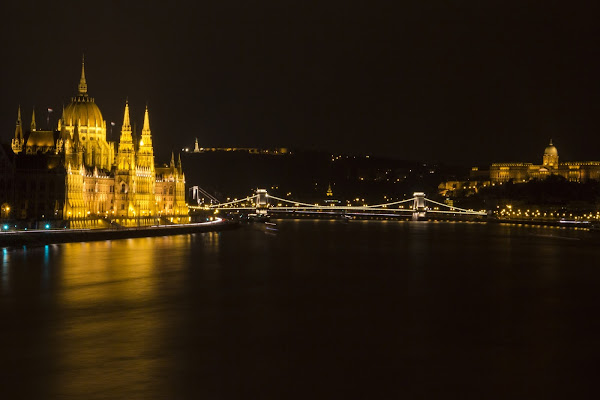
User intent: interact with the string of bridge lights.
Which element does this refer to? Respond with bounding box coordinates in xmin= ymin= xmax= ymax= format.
xmin=188 ymin=192 xmax=485 ymax=216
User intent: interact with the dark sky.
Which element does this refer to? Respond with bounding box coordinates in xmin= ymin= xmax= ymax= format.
xmin=1 ymin=1 xmax=599 ymax=165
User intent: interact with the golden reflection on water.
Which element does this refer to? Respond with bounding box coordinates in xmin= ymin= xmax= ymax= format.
xmin=51 ymin=235 xmax=194 ymax=398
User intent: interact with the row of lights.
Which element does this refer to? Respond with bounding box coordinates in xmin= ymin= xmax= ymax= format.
xmin=496 ymin=205 xmax=600 ymax=220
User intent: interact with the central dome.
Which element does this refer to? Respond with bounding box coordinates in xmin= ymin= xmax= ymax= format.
xmin=63 ymin=98 xmax=104 ymax=127
xmin=544 ymin=139 xmax=558 ymax=156
xmin=62 ymin=56 xmax=104 ymax=127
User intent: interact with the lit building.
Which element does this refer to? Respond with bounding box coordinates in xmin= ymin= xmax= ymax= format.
xmin=4 ymin=58 xmax=187 ymax=227
xmin=488 ymin=140 xmax=600 ymax=183
xmin=188 ymin=138 xmax=289 ymax=155
xmin=439 ymin=140 xmax=600 ymax=198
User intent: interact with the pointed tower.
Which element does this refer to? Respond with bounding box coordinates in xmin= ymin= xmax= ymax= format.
xmin=116 ymin=100 xmax=135 ymax=170
xmin=78 ymin=54 xmax=88 ymax=96
xmin=115 ymin=100 xmax=138 ymax=218
xmin=30 ymin=108 xmax=36 ymax=132
xmin=65 ymin=122 xmax=83 ymax=167
xmin=177 ymin=153 xmax=183 ymax=174
xmin=11 ymin=106 xmax=24 ymax=153
xmin=170 ymin=151 xmax=175 ymax=169
xmin=137 ymin=105 xmax=155 ymax=170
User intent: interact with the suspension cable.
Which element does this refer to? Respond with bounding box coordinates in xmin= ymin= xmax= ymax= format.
xmin=424 ymin=198 xmax=483 ymax=214
xmin=266 ymin=195 xmax=324 ymax=208
xmin=209 ymin=195 xmax=257 ymax=208
xmin=366 ymin=197 xmax=416 ymax=208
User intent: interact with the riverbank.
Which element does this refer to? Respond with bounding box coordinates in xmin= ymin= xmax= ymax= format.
xmin=489 ymin=217 xmax=598 ymax=230
xmin=0 ymin=219 xmax=239 ymax=248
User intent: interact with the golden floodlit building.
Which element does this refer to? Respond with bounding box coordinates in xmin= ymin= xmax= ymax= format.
xmin=488 ymin=140 xmax=600 ymax=183
xmin=3 ymin=58 xmax=187 ymax=228
xmin=439 ymin=140 xmax=600 ymax=198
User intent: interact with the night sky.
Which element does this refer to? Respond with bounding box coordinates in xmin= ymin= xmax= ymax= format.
xmin=1 ymin=1 xmax=599 ymax=165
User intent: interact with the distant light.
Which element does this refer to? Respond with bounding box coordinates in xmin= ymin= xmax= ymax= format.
xmin=45 ymin=224 xmax=50 ymax=229
xmin=2 ymin=225 xmax=8 ymax=230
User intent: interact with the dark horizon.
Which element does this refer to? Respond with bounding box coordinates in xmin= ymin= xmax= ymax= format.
xmin=2 ymin=1 xmax=599 ymax=165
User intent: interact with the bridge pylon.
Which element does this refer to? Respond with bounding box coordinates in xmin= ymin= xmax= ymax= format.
xmin=256 ymin=189 xmax=269 ymax=215
xmin=412 ymin=192 xmax=427 ymax=220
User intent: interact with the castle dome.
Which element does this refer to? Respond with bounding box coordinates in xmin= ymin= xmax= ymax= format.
xmin=544 ymin=139 xmax=558 ymax=157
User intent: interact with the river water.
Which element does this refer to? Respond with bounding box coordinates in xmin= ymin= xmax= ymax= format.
xmin=1 ymin=220 xmax=599 ymax=399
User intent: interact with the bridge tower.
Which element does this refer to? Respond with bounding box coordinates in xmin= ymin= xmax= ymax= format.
xmin=256 ymin=189 xmax=269 ymax=215
xmin=189 ymin=186 xmax=200 ymax=205
xmin=412 ymin=192 xmax=427 ymax=220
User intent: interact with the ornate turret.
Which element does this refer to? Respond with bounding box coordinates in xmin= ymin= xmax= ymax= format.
xmin=177 ymin=153 xmax=182 ymax=174
xmin=73 ymin=122 xmax=80 ymax=143
xmin=142 ymin=105 xmax=151 ymax=138
xmin=117 ymin=100 xmax=135 ymax=170
xmin=119 ymin=101 xmax=133 ymax=145
xmin=11 ymin=106 xmax=24 ymax=153
xmin=137 ymin=105 xmax=155 ymax=170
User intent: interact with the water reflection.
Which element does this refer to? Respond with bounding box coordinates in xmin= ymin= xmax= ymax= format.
xmin=1 ymin=223 xmax=599 ymax=398
xmin=47 ymin=235 xmax=192 ymax=398
xmin=1 ymin=248 xmax=8 ymax=294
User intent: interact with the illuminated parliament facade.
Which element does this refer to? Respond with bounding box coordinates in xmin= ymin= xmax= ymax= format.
xmin=1 ymin=60 xmax=187 ymax=227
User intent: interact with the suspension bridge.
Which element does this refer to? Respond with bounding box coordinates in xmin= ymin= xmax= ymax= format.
xmin=189 ymin=190 xmax=486 ymax=220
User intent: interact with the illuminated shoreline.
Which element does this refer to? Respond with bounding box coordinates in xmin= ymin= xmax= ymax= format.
xmin=0 ymin=219 xmax=238 ymax=248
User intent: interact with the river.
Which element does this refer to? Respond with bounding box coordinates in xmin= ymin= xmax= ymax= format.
xmin=1 ymin=220 xmax=599 ymax=399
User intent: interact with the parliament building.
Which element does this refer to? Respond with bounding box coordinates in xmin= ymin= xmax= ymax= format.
xmin=0 ymin=59 xmax=187 ymax=228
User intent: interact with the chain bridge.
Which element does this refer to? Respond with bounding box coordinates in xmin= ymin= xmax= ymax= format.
xmin=189 ymin=190 xmax=486 ymax=219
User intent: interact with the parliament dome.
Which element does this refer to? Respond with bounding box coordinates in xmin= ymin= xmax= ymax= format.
xmin=63 ymin=99 xmax=104 ymax=127
xmin=62 ymin=56 xmax=104 ymax=127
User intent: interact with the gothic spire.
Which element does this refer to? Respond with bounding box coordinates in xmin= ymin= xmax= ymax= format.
xmin=170 ymin=151 xmax=175 ymax=168
xmin=78 ymin=54 xmax=88 ymax=96
xmin=142 ymin=105 xmax=151 ymax=136
xmin=15 ymin=106 xmax=23 ymax=140
xmin=117 ymin=99 xmax=134 ymax=153
xmin=30 ymin=107 xmax=36 ymax=131
xmin=122 ymin=99 xmax=131 ymax=131
xmin=177 ymin=153 xmax=182 ymax=173
xmin=73 ymin=122 xmax=80 ymax=143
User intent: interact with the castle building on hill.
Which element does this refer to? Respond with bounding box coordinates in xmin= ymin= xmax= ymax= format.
xmin=1 ymin=58 xmax=187 ymax=227
xmin=486 ymin=140 xmax=600 ymax=183
xmin=438 ymin=140 xmax=600 ymax=198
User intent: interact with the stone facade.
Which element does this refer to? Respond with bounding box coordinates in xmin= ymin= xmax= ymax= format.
xmin=4 ymin=59 xmax=187 ymax=227
xmin=488 ymin=140 xmax=600 ymax=184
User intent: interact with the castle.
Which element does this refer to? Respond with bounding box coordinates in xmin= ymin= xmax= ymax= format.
xmin=0 ymin=58 xmax=187 ymax=227
xmin=485 ymin=140 xmax=600 ymax=183
xmin=438 ymin=140 xmax=600 ymax=198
